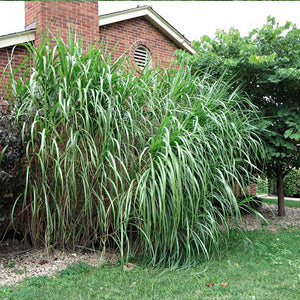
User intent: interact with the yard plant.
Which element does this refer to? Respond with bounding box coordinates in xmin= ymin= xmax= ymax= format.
xmin=7 ymin=36 xmax=261 ymax=267
xmin=175 ymin=17 xmax=300 ymax=216
xmin=284 ymin=169 xmax=300 ymax=197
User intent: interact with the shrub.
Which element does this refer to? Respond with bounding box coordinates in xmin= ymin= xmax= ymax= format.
xmin=0 ymin=112 xmax=26 ymax=191
xmin=256 ymin=176 xmax=268 ymax=195
xmin=8 ymin=36 xmax=262 ymax=267
xmin=0 ymin=111 xmax=27 ymax=238
xmin=284 ymin=169 xmax=300 ymax=197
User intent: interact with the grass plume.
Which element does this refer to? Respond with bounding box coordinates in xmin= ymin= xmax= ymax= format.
xmin=9 ymin=36 xmax=262 ymax=267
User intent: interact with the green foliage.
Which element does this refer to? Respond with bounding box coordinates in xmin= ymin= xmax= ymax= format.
xmin=0 ymin=112 xmax=27 ymax=237
xmin=0 ymin=112 xmax=26 ymax=193
xmin=9 ymin=35 xmax=261 ymax=267
xmin=256 ymin=176 xmax=268 ymax=195
xmin=238 ymin=196 xmax=263 ymax=214
xmin=1 ymin=229 xmax=300 ymax=299
xmin=175 ymin=16 xmax=300 ymax=177
xmin=284 ymin=169 xmax=300 ymax=197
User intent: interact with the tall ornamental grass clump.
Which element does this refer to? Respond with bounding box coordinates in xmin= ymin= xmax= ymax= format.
xmin=9 ymin=36 xmax=261 ymax=267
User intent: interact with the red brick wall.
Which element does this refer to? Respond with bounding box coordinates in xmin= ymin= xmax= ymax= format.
xmin=1 ymin=1 xmax=100 ymax=102
xmin=99 ymin=17 xmax=181 ymax=69
xmin=234 ymin=183 xmax=257 ymax=198
xmin=0 ymin=46 xmax=30 ymax=106
xmin=25 ymin=1 xmax=99 ymax=49
xmin=1 ymin=6 xmax=184 ymax=101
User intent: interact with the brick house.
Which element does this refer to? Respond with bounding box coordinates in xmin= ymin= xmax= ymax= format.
xmin=0 ymin=1 xmax=195 ymax=101
xmin=0 ymin=1 xmax=256 ymax=198
xmin=99 ymin=6 xmax=195 ymax=69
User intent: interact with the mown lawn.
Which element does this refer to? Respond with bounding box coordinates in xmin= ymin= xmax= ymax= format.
xmin=262 ymin=198 xmax=300 ymax=208
xmin=1 ymin=228 xmax=300 ymax=300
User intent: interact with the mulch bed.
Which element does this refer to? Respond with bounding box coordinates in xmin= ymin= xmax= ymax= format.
xmin=240 ymin=203 xmax=300 ymax=232
xmin=1 ymin=203 xmax=299 ymax=287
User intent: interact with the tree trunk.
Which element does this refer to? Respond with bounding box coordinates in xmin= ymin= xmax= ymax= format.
xmin=276 ymin=167 xmax=285 ymax=217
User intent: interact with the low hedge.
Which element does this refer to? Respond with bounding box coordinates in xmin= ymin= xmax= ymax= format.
xmin=284 ymin=169 xmax=300 ymax=197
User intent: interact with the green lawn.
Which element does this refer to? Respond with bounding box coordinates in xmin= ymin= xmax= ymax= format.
xmin=262 ymin=198 xmax=300 ymax=208
xmin=1 ymin=228 xmax=300 ymax=300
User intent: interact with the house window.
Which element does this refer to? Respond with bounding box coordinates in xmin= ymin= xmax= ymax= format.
xmin=134 ymin=45 xmax=151 ymax=68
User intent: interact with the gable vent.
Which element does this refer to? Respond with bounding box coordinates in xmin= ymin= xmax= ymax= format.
xmin=134 ymin=46 xmax=151 ymax=68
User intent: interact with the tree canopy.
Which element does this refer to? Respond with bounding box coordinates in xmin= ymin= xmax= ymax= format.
xmin=175 ymin=17 xmax=300 ymax=215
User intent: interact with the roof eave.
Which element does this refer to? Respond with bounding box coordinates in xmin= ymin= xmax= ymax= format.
xmin=99 ymin=6 xmax=196 ymax=55
xmin=0 ymin=30 xmax=36 ymax=49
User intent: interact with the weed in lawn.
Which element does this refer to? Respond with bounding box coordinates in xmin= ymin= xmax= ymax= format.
xmin=4 ymin=261 xmax=16 ymax=268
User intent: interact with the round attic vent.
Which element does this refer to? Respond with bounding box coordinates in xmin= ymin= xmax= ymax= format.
xmin=134 ymin=45 xmax=151 ymax=68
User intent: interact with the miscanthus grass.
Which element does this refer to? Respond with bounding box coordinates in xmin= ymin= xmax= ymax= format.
xmin=9 ymin=36 xmax=261 ymax=267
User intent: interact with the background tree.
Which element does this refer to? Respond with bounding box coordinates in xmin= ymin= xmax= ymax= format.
xmin=176 ymin=17 xmax=300 ymax=216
